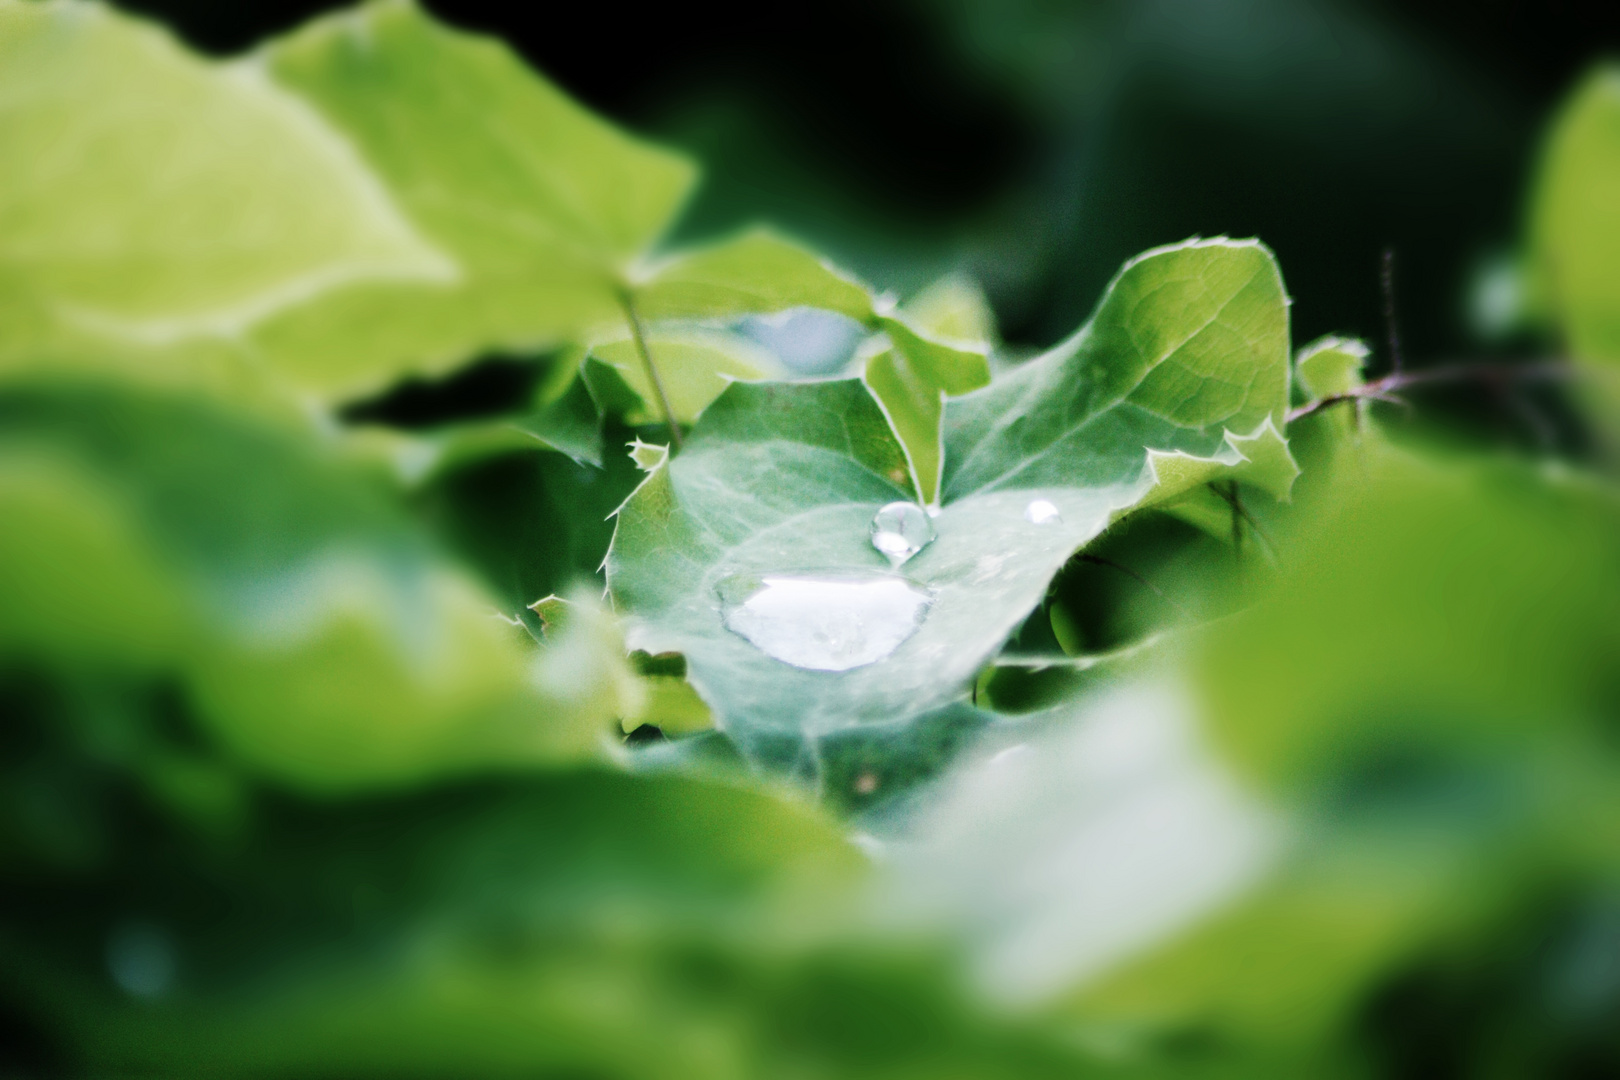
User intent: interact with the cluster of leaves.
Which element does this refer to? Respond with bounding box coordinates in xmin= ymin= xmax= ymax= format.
xmin=3 ymin=1 xmax=1620 ymax=1076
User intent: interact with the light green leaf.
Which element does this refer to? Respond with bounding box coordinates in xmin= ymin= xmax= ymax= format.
xmin=0 ymin=382 xmax=629 ymax=791
xmin=621 ymin=652 xmax=715 ymax=736
xmin=1294 ymin=335 xmax=1368 ymax=400
xmin=606 ymin=239 xmax=1294 ymax=762
xmin=902 ymin=272 xmax=998 ymax=346
xmin=943 ymin=237 xmax=1291 ymax=500
xmin=0 ymin=0 xmax=449 ymax=378
xmin=253 ymin=0 xmax=696 ymax=394
xmin=863 ymin=314 xmax=991 ymax=505
xmin=631 ymin=228 xmax=874 ymax=323
xmin=1526 ymin=64 xmax=1620 ymax=365
xmin=588 ymin=327 xmax=782 ymax=425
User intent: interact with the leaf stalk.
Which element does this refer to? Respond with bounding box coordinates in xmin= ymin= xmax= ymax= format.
xmin=617 ymin=287 xmax=683 ymax=450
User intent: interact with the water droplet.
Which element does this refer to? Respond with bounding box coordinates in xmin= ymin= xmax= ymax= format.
xmin=718 ymin=571 xmax=932 ymax=671
xmin=870 ymin=501 xmax=935 ymax=566
xmin=1024 ymin=499 xmax=1061 ymax=525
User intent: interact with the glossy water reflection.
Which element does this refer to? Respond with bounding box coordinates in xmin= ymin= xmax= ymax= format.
xmin=718 ymin=571 xmax=932 ymax=671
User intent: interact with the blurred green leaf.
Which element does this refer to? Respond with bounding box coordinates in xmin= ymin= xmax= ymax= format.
xmin=254 ymin=0 xmax=697 ymax=395
xmin=0 ymin=382 xmax=629 ymax=791
xmin=0 ymin=0 xmax=450 ymax=384
xmin=1045 ymin=442 xmax=1620 ymax=1055
xmin=632 ymin=228 xmax=875 ymax=323
xmin=589 ymin=327 xmax=782 ymax=425
xmin=512 ymin=368 xmax=605 ymax=466
xmin=1527 ymin=64 xmax=1620 ymax=364
xmin=0 ymin=767 xmax=876 ymax=1078
xmin=902 ymin=273 xmax=999 ymax=346
xmin=1201 ymin=442 xmax=1620 ymax=789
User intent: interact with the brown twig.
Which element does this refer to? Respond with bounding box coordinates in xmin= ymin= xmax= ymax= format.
xmin=1286 ymin=360 xmax=1575 ymax=425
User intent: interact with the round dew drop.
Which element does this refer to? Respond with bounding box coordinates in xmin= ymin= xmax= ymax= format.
xmin=870 ymin=501 xmax=935 ymax=566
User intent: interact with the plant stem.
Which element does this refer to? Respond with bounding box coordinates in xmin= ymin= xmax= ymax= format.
xmin=617 ymin=287 xmax=682 ymax=451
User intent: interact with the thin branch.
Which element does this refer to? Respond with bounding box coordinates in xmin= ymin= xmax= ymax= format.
xmin=616 ymin=287 xmax=683 ymax=451
xmin=1286 ymin=360 xmax=1575 ymax=425
xmin=1381 ymin=247 xmax=1404 ymax=376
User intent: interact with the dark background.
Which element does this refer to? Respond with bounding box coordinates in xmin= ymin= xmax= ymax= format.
xmin=117 ymin=0 xmax=1620 ymax=365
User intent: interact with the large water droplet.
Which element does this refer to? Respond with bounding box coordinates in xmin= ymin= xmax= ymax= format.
xmin=718 ymin=572 xmax=932 ymax=671
xmin=870 ymin=501 xmax=935 ymax=566
xmin=1024 ymin=499 xmax=1061 ymax=524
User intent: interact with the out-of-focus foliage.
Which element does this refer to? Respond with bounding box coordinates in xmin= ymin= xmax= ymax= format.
xmin=3 ymin=1 xmax=1620 ymax=1077
xmin=1526 ymin=65 xmax=1620 ymax=362
xmin=1524 ymin=63 xmax=1620 ymax=440
xmin=0 ymin=381 xmax=633 ymax=793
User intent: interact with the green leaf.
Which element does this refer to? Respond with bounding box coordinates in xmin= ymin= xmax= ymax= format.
xmin=1049 ymin=447 xmax=1620 ymax=1051
xmin=621 ymin=652 xmax=715 ymax=736
xmin=0 ymin=381 xmax=629 ymax=791
xmin=901 ymin=273 xmax=998 ymax=346
xmin=631 ymin=228 xmax=875 ymax=323
xmin=1294 ymin=335 xmax=1368 ymax=400
xmin=942 ymin=237 xmax=1291 ymax=500
xmin=415 ymin=436 xmax=644 ymax=612
xmin=253 ymin=0 xmax=697 ymax=394
xmin=607 ymin=239 xmax=1294 ymax=764
xmin=1526 ymin=64 xmax=1620 ymax=365
xmin=0 ymin=0 xmax=450 ymax=381
xmin=2 ymin=767 xmax=880 ymax=1078
xmin=1200 ymin=442 xmax=1620 ymax=789
xmin=0 ymin=2 xmax=901 ymax=420
xmin=588 ymin=327 xmax=782 ymax=425
xmin=512 ymin=369 xmax=605 ymax=466
xmin=974 ymin=636 xmax=1165 ymax=714
xmin=863 ymin=314 xmax=991 ymax=505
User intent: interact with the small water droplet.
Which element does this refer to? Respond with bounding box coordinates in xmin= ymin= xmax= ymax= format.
xmin=870 ymin=501 xmax=935 ymax=566
xmin=718 ymin=571 xmax=932 ymax=671
xmin=1024 ymin=499 xmax=1061 ymax=525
